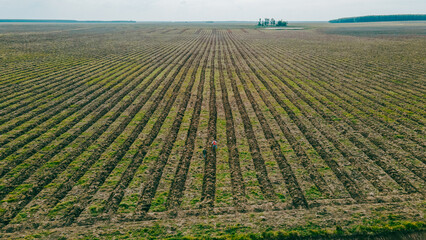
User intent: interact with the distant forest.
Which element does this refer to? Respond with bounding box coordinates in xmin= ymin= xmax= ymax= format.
xmin=0 ymin=19 xmax=136 ymax=23
xmin=329 ymin=14 xmax=426 ymax=23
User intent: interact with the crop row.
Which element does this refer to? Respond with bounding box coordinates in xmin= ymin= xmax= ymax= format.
xmin=0 ymin=43 xmax=179 ymax=179
xmin=0 ymin=28 xmax=423 ymax=231
xmin=226 ymin=31 xmax=424 ymax=196
xmin=0 ymin=33 xmax=203 ymax=228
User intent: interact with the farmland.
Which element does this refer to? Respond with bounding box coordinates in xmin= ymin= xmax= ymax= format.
xmin=0 ymin=22 xmax=425 ymax=239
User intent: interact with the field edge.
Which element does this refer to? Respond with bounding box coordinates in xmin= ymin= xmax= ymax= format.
xmin=1 ymin=201 xmax=424 ymax=239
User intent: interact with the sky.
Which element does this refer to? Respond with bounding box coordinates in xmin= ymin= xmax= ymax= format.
xmin=0 ymin=0 xmax=425 ymax=21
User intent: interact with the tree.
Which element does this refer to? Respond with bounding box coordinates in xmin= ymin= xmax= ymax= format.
xmin=264 ymin=18 xmax=270 ymax=26
xmin=276 ymin=20 xmax=288 ymax=26
xmin=257 ymin=18 xmax=288 ymax=27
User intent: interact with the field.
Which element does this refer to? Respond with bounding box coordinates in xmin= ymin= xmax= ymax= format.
xmin=0 ymin=22 xmax=425 ymax=239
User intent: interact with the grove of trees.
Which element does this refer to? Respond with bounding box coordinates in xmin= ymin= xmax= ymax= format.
xmin=258 ymin=18 xmax=287 ymax=27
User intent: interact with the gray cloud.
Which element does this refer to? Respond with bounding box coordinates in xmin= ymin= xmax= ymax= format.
xmin=0 ymin=0 xmax=424 ymax=21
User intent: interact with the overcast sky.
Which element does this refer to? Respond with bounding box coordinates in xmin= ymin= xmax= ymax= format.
xmin=0 ymin=0 xmax=425 ymax=21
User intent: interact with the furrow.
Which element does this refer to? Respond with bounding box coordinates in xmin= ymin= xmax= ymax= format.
xmin=56 ymin=34 xmax=208 ymax=226
xmin=227 ymin=33 xmax=332 ymax=198
xmin=235 ymin=36 xmax=418 ymax=194
xmin=200 ymin=32 xmax=218 ymax=208
xmin=0 ymin=49 xmax=170 ymax=178
xmin=17 ymin=35 xmax=201 ymax=228
xmin=0 ymin=36 xmax=202 ymax=229
xmin=247 ymin=41 xmax=426 ymax=185
xmin=224 ymin=32 xmax=308 ymax=208
xmin=166 ymin=36 xmax=212 ymax=211
xmin=221 ymin=32 xmax=276 ymax=201
xmin=0 ymin=49 xmax=166 ymax=161
xmin=261 ymin=43 xmax=425 ymax=164
xmin=215 ymin=34 xmax=247 ymax=209
xmin=134 ymin=34 xmax=209 ymax=217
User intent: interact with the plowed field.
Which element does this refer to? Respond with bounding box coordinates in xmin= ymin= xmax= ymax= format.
xmin=0 ymin=23 xmax=424 ymax=239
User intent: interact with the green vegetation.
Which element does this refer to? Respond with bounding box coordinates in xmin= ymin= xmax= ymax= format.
xmin=257 ymin=18 xmax=288 ymax=27
xmin=0 ymin=22 xmax=424 ymax=238
xmin=7 ymin=218 xmax=425 ymax=239
xmin=329 ymin=14 xmax=426 ymax=23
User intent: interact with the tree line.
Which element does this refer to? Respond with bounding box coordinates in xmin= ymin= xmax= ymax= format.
xmin=258 ymin=18 xmax=288 ymax=27
xmin=329 ymin=14 xmax=426 ymax=23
